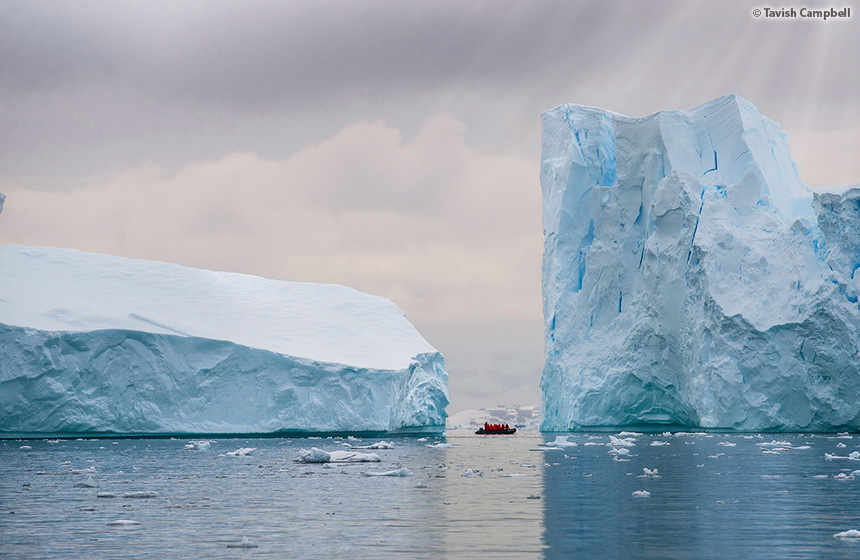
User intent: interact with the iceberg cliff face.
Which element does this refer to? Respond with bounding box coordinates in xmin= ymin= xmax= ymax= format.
xmin=541 ymin=95 xmax=860 ymax=431
xmin=0 ymin=245 xmax=448 ymax=434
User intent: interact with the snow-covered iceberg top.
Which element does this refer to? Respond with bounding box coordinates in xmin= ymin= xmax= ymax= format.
xmin=0 ymin=245 xmax=448 ymax=434
xmin=540 ymin=95 xmax=860 ymax=432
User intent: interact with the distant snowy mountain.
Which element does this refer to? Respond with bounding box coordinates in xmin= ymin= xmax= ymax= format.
xmin=0 ymin=244 xmax=448 ymax=434
xmin=447 ymin=405 xmax=541 ymax=431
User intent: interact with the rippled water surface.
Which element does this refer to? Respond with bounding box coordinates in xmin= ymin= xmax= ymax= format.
xmin=2 ymin=431 xmax=860 ymax=558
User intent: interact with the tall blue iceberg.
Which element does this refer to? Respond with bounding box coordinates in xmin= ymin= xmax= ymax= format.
xmin=540 ymin=95 xmax=860 ymax=431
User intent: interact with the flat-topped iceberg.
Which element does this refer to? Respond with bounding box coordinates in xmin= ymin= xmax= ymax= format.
xmin=0 ymin=244 xmax=448 ymax=434
xmin=540 ymin=95 xmax=860 ymax=432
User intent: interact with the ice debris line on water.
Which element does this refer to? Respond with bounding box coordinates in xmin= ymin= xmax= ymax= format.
xmin=0 ymin=232 xmax=448 ymax=434
xmin=540 ymin=95 xmax=860 ymax=432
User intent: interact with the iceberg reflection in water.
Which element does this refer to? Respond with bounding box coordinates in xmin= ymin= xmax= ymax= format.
xmin=542 ymin=431 xmax=860 ymax=559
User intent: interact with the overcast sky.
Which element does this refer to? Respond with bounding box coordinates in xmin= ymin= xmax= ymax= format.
xmin=1 ymin=0 xmax=858 ymax=413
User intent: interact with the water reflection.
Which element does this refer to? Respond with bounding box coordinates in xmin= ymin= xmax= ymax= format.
xmin=441 ymin=432 xmax=545 ymax=558
xmin=542 ymin=433 xmax=860 ymax=559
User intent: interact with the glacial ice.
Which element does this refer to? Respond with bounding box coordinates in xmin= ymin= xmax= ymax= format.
xmin=540 ymin=95 xmax=860 ymax=431
xmin=0 ymin=244 xmax=448 ymax=435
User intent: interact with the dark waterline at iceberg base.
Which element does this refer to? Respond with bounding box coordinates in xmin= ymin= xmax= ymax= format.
xmin=3 ymin=432 xmax=860 ymax=559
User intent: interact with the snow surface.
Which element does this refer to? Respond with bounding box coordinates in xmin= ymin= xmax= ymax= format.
xmin=541 ymin=95 xmax=860 ymax=431
xmin=0 ymin=245 xmax=448 ymax=434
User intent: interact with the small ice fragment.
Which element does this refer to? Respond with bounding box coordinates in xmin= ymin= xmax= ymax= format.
xmin=608 ymin=436 xmax=635 ymax=447
xmin=462 ymin=469 xmax=482 ymax=478
xmin=608 ymin=447 xmax=630 ymax=456
xmin=757 ymin=440 xmax=792 ymax=448
xmin=650 ymin=441 xmax=670 ymax=446
xmin=19 ymin=445 xmax=32 ymax=450
xmin=617 ymin=431 xmax=643 ymax=437
xmin=852 ymin=470 xmax=860 ymax=476
xmin=185 ymin=440 xmax=211 ymax=451
xmin=718 ymin=442 xmax=736 ymax=447
xmin=850 ymin=451 xmax=860 ymax=461
xmin=541 ymin=436 xmax=577 ymax=448
xmin=74 ymin=476 xmax=99 ymax=488
xmin=345 ymin=440 xmax=395 ymax=450
xmin=632 ymin=490 xmax=650 ymax=498
xmin=836 ymin=442 xmax=847 ymax=448
xmin=225 ymin=447 xmax=256 ymax=457
xmin=812 ymin=475 xmax=828 ymax=479
xmin=106 ymin=519 xmax=140 ymax=526
xmin=365 ymin=468 xmax=412 ymax=477
xmin=834 ymin=473 xmax=855 ymax=481
xmin=417 ymin=437 xmax=428 ymax=442
xmin=97 ymin=492 xmax=117 ymax=498
xmin=762 ymin=450 xmax=780 ymax=455
xmin=122 ymin=491 xmax=157 ymax=498
xmin=826 ymin=453 xmax=847 ymax=461
xmin=584 ymin=442 xmax=602 ymax=446
xmin=794 ymin=446 xmax=811 ymax=450
xmin=294 ymin=447 xmax=380 ymax=463
xmin=227 ymin=536 xmax=258 ymax=548
xmin=426 ymin=443 xmax=453 ymax=449
xmin=834 ymin=529 xmax=860 ymax=539
xmin=638 ymin=468 xmax=660 ymax=478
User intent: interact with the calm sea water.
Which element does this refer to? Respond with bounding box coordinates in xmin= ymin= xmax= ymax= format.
xmin=2 ymin=431 xmax=860 ymax=559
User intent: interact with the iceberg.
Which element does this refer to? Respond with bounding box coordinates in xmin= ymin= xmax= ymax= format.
xmin=540 ymin=95 xmax=860 ymax=432
xmin=0 ymin=244 xmax=448 ymax=435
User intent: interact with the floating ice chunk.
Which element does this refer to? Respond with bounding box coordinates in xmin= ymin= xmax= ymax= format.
xmin=617 ymin=432 xmax=643 ymax=437
xmin=826 ymin=453 xmax=849 ymax=461
xmin=185 ymin=441 xmax=211 ymax=451
xmin=365 ymin=468 xmax=412 ymax=477
xmin=346 ymin=440 xmax=395 ymax=450
xmin=837 ymin=442 xmax=847 ymax=448
xmin=850 ymin=451 xmax=860 ymax=461
xmin=74 ymin=476 xmax=99 ymax=488
xmin=123 ymin=491 xmax=157 ymax=498
xmin=462 ymin=469 xmax=483 ymax=478
xmin=226 ymin=536 xmax=259 ymax=549
xmin=416 ymin=437 xmax=428 ymax=442
xmin=541 ymin=436 xmax=577 ymax=448
xmin=812 ymin=475 xmax=829 ymax=479
xmin=97 ymin=492 xmax=117 ymax=498
xmin=834 ymin=529 xmax=860 ymax=539
xmin=608 ymin=447 xmax=630 ymax=456
xmin=762 ymin=450 xmax=780 ymax=455
xmin=583 ymin=442 xmax=602 ymax=446
xmin=106 ymin=519 xmax=140 ymax=526
xmin=608 ymin=436 xmax=636 ymax=447
xmin=758 ymin=440 xmax=792 ymax=448
xmin=632 ymin=490 xmax=650 ymax=498
xmin=651 ymin=441 xmax=670 ymax=446
xmin=225 ymin=447 xmax=256 ymax=457
xmin=852 ymin=470 xmax=860 ymax=476
xmin=836 ymin=433 xmax=853 ymax=439
xmin=426 ymin=443 xmax=453 ymax=449
xmin=294 ymin=447 xmax=381 ymax=463
xmin=835 ymin=473 xmax=855 ymax=481
xmin=638 ymin=468 xmax=660 ymax=478
xmin=718 ymin=442 xmax=736 ymax=447
xmin=794 ymin=445 xmax=811 ymax=450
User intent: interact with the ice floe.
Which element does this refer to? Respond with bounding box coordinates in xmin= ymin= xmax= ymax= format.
xmin=364 ymin=468 xmax=412 ymax=477
xmin=632 ymin=490 xmax=650 ymax=498
xmin=227 ymin=536 xmax=259 ymax=548
xmin=426 ymin=443 xmax=453 ymax=449
xmin=834 ymin=529 xmax=860 ymax=539
xmin=106 ymin=519 xmax=140 ymax=526
xmin=185 ymin=441 xmax=211 ymax=451
xmin=294 ymin=448 xmax=381 ymax=463
xmin=225 ymin=447 xmax=256 ymax=457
